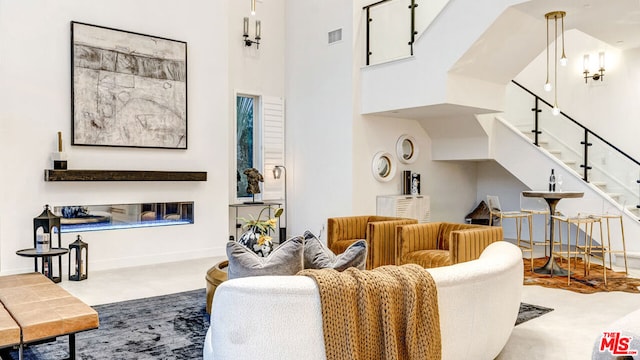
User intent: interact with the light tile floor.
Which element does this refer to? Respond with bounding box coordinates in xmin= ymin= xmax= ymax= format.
xmin=58 ymin=251 xmax=640 ymax=360
xmin=498 ymin=240 xmax=640 ymax=360
xmin=59 ymin=256 xmax=224 ymax=306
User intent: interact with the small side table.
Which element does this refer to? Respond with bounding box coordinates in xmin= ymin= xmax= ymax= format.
xmin=16 ymin=248 xmax=69 ymax=283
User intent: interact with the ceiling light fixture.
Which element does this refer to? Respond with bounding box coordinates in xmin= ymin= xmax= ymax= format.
xmin=251 ymin=0 xmax=256 ymax=16
xmin=544 ymin=11 xmax=567 ymax=116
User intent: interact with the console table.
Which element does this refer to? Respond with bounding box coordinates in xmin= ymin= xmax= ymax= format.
xmin=229 ymin=202 xmax=282 ymax=244
xmin=16 ymin=248 xmax=69 ymax=283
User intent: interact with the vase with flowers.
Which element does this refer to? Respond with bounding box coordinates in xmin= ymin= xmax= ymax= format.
xmin=238 ymin=205 xmax=284 ymax=257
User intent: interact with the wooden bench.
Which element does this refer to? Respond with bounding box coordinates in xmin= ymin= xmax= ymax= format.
xmin=0 ymin=272 xmax=99 ymax=359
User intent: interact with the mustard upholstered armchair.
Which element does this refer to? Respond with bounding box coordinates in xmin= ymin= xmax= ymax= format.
xmin=395 ymin=222 xmax=504 ymax=268
xmin=327 ymin=215 xmax=418 ymax=269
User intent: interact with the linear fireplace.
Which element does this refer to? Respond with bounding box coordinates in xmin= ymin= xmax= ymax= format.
xmin=53 ymin=202 xmax=194 ymax=233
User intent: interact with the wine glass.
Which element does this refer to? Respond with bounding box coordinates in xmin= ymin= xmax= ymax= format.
xmin=556 ymin=174 xmax=564 ymax=192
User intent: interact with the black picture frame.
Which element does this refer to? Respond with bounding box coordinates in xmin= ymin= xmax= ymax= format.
xmin=71 ymin=21 xmax=187 ymax=149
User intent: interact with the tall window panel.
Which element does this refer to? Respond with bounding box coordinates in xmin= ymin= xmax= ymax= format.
xmin=236 ymin=95 xmax=259 ymax=199
xmin=235 ymin=94 xmax=284 ymax=202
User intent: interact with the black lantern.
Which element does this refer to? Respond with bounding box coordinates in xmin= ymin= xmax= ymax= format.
xmin=33 ymin=204 xmax=63 ymax=281
xmin=69 ymin=235 xmax=88 ymax=281
xmin=33 ymin=204 xmax=61 ymax=252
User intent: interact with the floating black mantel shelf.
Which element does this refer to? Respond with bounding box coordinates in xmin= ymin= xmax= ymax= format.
xmin=44 ymin=169 xmax=207 ymax=182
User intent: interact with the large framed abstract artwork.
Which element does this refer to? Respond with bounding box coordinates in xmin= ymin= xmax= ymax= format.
xmin=71 ymin=22 xmax=187 ymax=149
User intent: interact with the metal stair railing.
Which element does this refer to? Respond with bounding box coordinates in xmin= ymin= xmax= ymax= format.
xmin=363 ymin=0 xmax=418 ymax=66
xmin=510 ymin=80 xmax=640 ymax=214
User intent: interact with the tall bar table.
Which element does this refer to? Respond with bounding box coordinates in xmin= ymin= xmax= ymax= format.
xmin=522 ymin=191 xmax=584 ymax=275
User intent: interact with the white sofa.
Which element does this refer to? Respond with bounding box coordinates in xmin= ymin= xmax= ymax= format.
xmin=204 ymin=241 xmax=523 ymax=360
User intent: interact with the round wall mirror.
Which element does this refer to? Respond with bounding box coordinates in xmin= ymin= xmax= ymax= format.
xmin=396 ymin=135 xmax=418 ymax=164
xmin=371 ymin=151 xmax=395 ymax=182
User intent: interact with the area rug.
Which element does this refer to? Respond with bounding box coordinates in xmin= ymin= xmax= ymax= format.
xmin=524 ymin=257 xmax=640 ymax=294
xmin=0 ymin=288 xmax=210 ymax=360
xmin=516 ymin=302 xmax=553 ymax=326
xmin=0 ymin=289 xmax=549 ymax=359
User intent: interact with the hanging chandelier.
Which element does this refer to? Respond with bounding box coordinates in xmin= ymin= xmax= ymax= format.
xmin=544 ymin=11 xmax=567 ymax=116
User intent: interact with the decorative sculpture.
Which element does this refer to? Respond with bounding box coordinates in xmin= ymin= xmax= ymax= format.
xmin=243 ymin=168 xmax=264 ymax=203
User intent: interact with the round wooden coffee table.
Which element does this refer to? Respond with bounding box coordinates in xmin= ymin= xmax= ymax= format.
xmin=205 ymin=260 xmax=228 ymax=314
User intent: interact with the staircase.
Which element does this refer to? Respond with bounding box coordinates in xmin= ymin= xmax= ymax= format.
xmin=357 ymin=0 xmax=640 ymax=268
xmin=486 ymin=115 xmax=640 ymax=269
xmin=518 ymin=128 xmax=636 ymax=213
xmin=505 ymin=81 xmax=640 ymax=219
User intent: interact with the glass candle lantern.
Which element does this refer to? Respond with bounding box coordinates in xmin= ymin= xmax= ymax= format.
xmin=34 ymin=204 xmax=61 ymax=253
xmin=69 ymin=235 xmax=88 ymax=281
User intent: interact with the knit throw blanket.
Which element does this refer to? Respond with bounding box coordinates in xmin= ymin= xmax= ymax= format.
xmin=298 ymin=264 xmax=441 ymax=360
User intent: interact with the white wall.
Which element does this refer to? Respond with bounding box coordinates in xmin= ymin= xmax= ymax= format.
xmin=352 ymin=0 xmax=481 ymax=224
xmin=351 ymin=116 xmax=433 ymax=214
xmin=284 ymin=0 xmax=355 ymax=239
xmin=283 ymin=0 xmax=483 ymax=241
xmin=0 ymin=0 xmax=229 ymax=273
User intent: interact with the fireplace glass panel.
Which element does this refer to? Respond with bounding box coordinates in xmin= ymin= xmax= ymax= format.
xmin=53 ymin=202 xmax=194 ymax=233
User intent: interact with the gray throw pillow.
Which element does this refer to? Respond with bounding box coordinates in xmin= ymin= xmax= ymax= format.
xmin=226 ymin=235 xmax=304 ymax=280
xmin=303 ymin=230 xmax=367 ymax=271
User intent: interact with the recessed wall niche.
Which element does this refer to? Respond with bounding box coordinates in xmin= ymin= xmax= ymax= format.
xmin=53 ymin=202 xmax=194 ymax=233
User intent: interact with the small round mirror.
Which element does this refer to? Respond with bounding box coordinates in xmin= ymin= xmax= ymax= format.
xmin=372 ymin=151 xmax=395 ymax=182
xmin=377 ymin=157 xmax=390 ymax=177
xmin=396 ymin=135 xmax=418 ymax=164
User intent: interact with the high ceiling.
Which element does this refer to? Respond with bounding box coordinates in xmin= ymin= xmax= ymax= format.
xmin=514 ymin=0 xmax=640 ymax=50
xmin=365 ymin=0 xmax=640 ymax=121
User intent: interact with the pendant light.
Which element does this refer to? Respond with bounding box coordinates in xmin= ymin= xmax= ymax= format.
xmin=544 ymin=11 xmax=566 ymax=116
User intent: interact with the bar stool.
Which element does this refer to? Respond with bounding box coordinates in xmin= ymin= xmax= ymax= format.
xmin=552 ymin=199 xmax=605 ymax=285
xmin=580 ymin=200 xmax=628 ymax=276
xmin=487 ymin=195 xmax=534 ymax=270
xmin=520 ymin=192 xmax=553 ymax=257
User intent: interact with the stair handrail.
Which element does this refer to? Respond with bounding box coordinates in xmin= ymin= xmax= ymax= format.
xmin=511 ymin=80 xmax=640 ymax=171
xmin=512 ymin=79 xmax=640 ymax=210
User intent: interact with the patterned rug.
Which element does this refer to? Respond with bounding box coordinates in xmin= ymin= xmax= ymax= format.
xmin=0 ymin=288 xmax=209 ymax=360
xmin=524 ymin=257 xmax=640 ymax=294
xmin=0 ymin=288 xmax=551 ymax=359
xmin=516 ymin=302 xmax=553 ymax=326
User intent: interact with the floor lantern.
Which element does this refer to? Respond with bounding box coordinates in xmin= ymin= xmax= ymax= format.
xmin=33 ymin=204 xmax=62 ymax=281
xmin=69 ymin=235 xmax=88 ymax=281
xmin=33 ymin=204 xmax=60 ymax=253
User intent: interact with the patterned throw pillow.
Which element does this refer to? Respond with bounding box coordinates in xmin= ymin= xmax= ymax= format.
xmin=303 ymin=230 xmax=367 ymax=271
xmin=226 ymin=235 xmax=304 ymax=280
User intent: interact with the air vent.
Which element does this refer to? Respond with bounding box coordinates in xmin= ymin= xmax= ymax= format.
xmin=328 ymin=28 xmax=342 ymax=44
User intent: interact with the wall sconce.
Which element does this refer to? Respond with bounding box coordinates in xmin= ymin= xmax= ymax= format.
xmin=243 ymin=17 xmax=261 ymax=49
xmin=272 ymin=165 xmax=287 ymax=240
xmin=583 ymin=52 xmax=605 ymax=83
